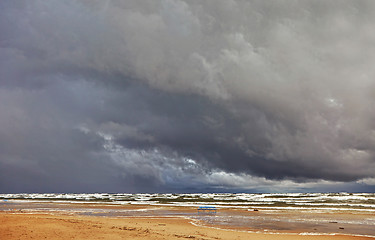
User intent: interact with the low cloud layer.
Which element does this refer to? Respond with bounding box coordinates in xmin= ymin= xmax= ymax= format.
xmin=1 ymin=0 xmax=375 ymax=193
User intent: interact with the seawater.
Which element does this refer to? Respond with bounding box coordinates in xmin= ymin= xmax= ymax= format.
xmin=1 ymin=193 xmax=375 ymax=237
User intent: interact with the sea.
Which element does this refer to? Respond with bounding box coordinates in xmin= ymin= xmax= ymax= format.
xmin=1 ymin=192 xmax=375 ymax=237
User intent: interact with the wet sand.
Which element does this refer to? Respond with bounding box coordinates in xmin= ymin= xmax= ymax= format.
xmin=1 ymin=212 xmax=373 ymax=240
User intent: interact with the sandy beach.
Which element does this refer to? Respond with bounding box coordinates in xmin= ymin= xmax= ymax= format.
xmin=0 ymin=211 xmax=373 ymax=240
xmin=1 ymin=193 xmax=375 ymax=239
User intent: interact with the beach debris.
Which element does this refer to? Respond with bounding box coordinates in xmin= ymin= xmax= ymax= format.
xmin=253 ymin=209 xmax=259 ymax=211
xmin=173 ymin=234 xmax=196 ymax=238
xmin=122 ymin=226 xmax=136 ymax=231
xmin=339 ymin=227 xmax=345 ymax=229
xmin=329 ymin=221 xmax=338 ymax=223
xmin=142 ymin=229 xmax=150 ymax=233
xmin=197 ymin=206 xmax=217 ymax=214
xmin=111 ymin=226 xmax=137 ymax=231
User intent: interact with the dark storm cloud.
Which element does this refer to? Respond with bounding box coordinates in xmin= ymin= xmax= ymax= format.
xmin=1 ymin=0 xmax=375 ymax=192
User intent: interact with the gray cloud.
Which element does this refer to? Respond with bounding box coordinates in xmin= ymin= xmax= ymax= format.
xmin=1 ymin=0 xmax=375 ymax=193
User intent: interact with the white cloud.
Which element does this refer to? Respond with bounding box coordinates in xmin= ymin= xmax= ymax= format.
xmin=357 ymin=178 xmax=375 ymax=186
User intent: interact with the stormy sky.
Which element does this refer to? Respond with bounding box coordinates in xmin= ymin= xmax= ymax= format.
xmin=1 ymin=0 xmax=375 ymax=193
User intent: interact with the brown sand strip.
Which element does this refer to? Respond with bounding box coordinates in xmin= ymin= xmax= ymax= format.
xmin=0 ymin=212 xmax=373 ymax=240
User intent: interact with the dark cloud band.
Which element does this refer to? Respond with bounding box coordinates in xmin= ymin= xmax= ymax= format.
xmin=1 ymin=0 xmax=375 ymax=193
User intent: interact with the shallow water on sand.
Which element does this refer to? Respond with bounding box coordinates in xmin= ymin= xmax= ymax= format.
xmin=193 ymin=211 xmax=375 ymax=236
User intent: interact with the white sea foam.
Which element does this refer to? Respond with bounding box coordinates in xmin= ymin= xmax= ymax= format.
xmin=1 ymin=192 xmax=374 ymax=212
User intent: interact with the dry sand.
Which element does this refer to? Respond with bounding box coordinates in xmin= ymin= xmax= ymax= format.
xmin=0 ymin=212 xmax=373 ymax=240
